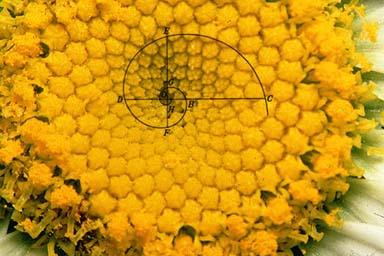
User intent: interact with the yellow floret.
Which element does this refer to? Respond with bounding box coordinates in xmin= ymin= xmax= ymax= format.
xmin=104 ymin=211 xmax=134 ymax=244
xmin=144 ymin=192 xmax=166 ymax=216
xmin=281 ymin=127 xmax=310 ymax=155
xmin=235 ymin=171 xmax=256 ymax=195
xmin=54 ymin=1 xmax=77 ymax=25
xmin=126 ymin=157 xmax=146 ymax=178
xmin=215 ymin=168 xmax=235 ymax=190
xmin=261 ymin=118 xmax=284 ymax=139
xmin=281 ymin=39 xmax=305 ymax=61
xmin=76 ymin=83 xmax=102 ymax=100
xmin=241 ymin=149 xmax=264 ymax=171
xmin=0 ymin=139 xmax=24 ymax=164
xmin=95 ymin=0 xmax=121 ymax=22
xmin=260 ymin=140 xmax=285 ymax=163
xmin=28 ymin=162 xmax=52 ymax=189
xmin=275 ymin=101 xmax=300 ymax=126
xmin=262 ymin=24 xmax=290 ymax=47
xmin=64 ymin=95 xmax=86 ymax=117
xmin=219 ymin=189 xmax=240 ymax=213
xmin=135 ymin=0 xmax=158 ymax=15
xmin=289 ymin=180 xmax=322 ymax=204
xmin=67 ymin=155 xmax=88 ymax=178
xmin=20 ymin=218 xmax=35 ymax=234
xmin=183 ymin=177 xmax=202 ymax=199
xmin=133 ymin=174 xmax=155 ymax=198
xmin=242 ymin=127 xmax=265 ymax=148
xmin=120 ymin=6 xmax=141 ymax=27
xmin=109 ymin=175 xmax=132 ymax=198
xmin=88 ymin=58 xmax=110 ymax=77
xmin=19 ymin=119 xmax=70 ymax=164
xmin=41 ymin=24 xmax=69 ymax=51
xmin=66 ymin=19 xmax=90 ymax=42
xmin=38 ymin=93 xmax=64 ymax=118
xmin=24 ymin=60 xmax=52 ymax=84
xmin=91 ymin=129 xmax=111 ymax=147
xmin=87 ymin=148 xmax=109 ymax=169
xmin=256 ymin=164 xmax=281 ymax=193
xmin=50 ymin=185 xmax=82 ymax=208
xmin=48 ymin=77 xmax=75 ymax=99
xmin=363 ymin=21 xmax=378 ymax=43
xmin=108 ymin=137 xmax=129 ymax=157
xmin=110 ymin=22 xmax=130 ymax=41
xmin=276 ymin=155 xmax=308 ymax=181
xmin=235 ymin=0 xmax=263 ymax=15
xmin=313 ymin=154 xmax=347 ymax=179
xmin=23 ymin=2 xmax=53 ymax=29
xmin=77 ymin=113 xmax=99 ymax=135
xmin=81 ymin=168 xmax=109 ymax=193
xmin=240 ymin=194 xmax=263 ymax=219
xmin=241 ymin=230 xmax=278 ymax=256
xmin=218 ymin=28 xmax=240 ymax=47
xmin=69 ymin=65 xmax=93 ymax=86
xmin=165 ymin=185 xmax=186 ymax=209
xmin=239 ymin=108 xmax=263 ymax=127
xmin=105 ymin=37 xmax=125 ymax=55
xmin=266 ymin=197 xmax=293 ymax=225
xmin=222 ymin=152 xmax=241 ymax=172
xmin=65 ymin=43 xmax=88 ymax=65
xmin=45 ymin=51 xmax=73 ymax=76
xmin=258 ymin=46 xmax=280 ymax=66
xmin=105 ymin=157 xmax=126 ymax=176
xmin=325 ymin=134 xmax=353 ymax=159
xmin=10 ymin=76 xmax=35 ymax=108
xmin=277 ymin=60 xmax=305 ymax=84
xmin=89 ymin=190 xmax=117 ymax=217
xmin=76 ymin=0 xmax=98 ymax=22
xmin=226 ymin=215 xmax=247 ymax=239
xmin=198 ymin=186 xmax=219 ymax=209
xmin=238 ymin=16 xmax=261 ymax=36
xmin=326 ymin=99 xmax=357 ymax=124
xmin=292 ymin=84 xmax=319 ymax=110
xmin=174 ymin=235 xmax=195 ymax=255
xmin=157 ymin=209 xmax=182 ymax=234
xmin=297 ymin=111 xmax=326 ymax=136
xmin=314 ymin=61 xmax=357 ymax=97
xmin=155 ymin=170 xmax=174 ymax=192
xmin=260 ymin=4 xmax=287 ymax=27
xmin=174 ymin=1 xmax=194 ymax=25
xmin=118 ymin=193 xmax=143 ymax=217
xmin=217 ymin=5 xmax=239 ymax=27
xmin=180 ymin=199 xmax=202 ymax=222
xmin=85 ymin=38 xmax=106 ymax=58
xmin=224 ymin=134 xmax=244 ymax=153
xmin=256 ymin=65 xmax=277 ymax=86
xmin=154 ymin=2 xmax=174 ymax=26
xmin=199 ymin=211 xmax=225 ymax=236
xmin=89 ymin=18 xmax=110 ymax=39
xmin=139 ymin=16 xmax=157 ymax=38
xmin=270 ymin=80 xmax=294 ymax=102
xmin=53 ymin=114 xmax=77 ymax=137
xmin=287 ymin=0 xmax=325 ymax=22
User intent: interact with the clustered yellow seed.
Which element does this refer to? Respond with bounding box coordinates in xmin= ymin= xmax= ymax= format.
xmin=0 ymin=0 xmax=379 ymax=256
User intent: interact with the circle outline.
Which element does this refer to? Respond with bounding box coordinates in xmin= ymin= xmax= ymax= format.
xmin=123 ymin=33 xmax=269 ymax=129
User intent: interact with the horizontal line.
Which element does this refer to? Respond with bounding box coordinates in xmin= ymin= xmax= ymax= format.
xmin=189 ymin=97 xmax=265 ymax=100
xmin=124 ymin=97 xmax=266 ymax=101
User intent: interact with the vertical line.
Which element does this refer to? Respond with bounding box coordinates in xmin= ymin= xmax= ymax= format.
xmin=165 ymin=34 xmax=169 ymax=128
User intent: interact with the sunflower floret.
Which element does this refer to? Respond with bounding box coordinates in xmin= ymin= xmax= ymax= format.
xmin=0 ymin=0 xmax=381 ymax=255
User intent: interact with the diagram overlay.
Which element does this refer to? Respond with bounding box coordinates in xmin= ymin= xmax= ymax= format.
xmin=123 ymin=28 xmax=272 ymax=132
